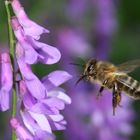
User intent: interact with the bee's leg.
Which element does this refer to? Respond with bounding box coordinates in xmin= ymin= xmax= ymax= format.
xmin=96 ymin=80 xmax=108 ymax=99
xmin=96 ymin=86 xmax=104 ymax=99
xmin=112 ymin=82 xmax=123 ymax=115
xmin=117 ymin=92 xmax=122 ymax=107
xmin=112 ymin=82 xmax=118 ymax=115
xmin=116 ymin=82 xmax=123 ymax=107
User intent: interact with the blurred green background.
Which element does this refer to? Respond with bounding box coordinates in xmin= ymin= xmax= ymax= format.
xmin=0 ymin=0 xmax=140 ymax=139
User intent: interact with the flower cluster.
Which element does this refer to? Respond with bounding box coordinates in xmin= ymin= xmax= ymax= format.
xmin=1 ymin=0 xmax=72 ymax=139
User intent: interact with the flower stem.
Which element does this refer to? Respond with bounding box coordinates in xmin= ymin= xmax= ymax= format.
xmin=5 ymin=1 xmax=17 ymax=140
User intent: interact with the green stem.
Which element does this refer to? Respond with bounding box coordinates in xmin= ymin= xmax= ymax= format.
xmin=5 ymin=0 xmax=15 ymax=56
xmin=5 ymin=1 xmax=17 ymax=140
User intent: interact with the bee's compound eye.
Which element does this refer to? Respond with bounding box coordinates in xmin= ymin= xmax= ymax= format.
xmin=88 ymin=64 xmax=94 ymax=72
xmin=90 ymin=65 xmax=94 ymax=70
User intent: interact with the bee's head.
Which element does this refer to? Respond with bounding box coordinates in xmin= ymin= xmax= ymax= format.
xmin=83 ymin=59 xmax=97 ymax=76
xmin=75 ymin=59 xmax=97 ymax=85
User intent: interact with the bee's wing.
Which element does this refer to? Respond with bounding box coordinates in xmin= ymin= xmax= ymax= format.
xmin=116 ymin=76 xmax=132 ymax=89
xmin=117 ymin=59 xmax=140 ymax=73
xmin=116 ymin=76 xmax=138 ymax=99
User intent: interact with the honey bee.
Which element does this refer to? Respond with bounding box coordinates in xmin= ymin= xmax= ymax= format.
xmin=76 ymin=59 xmax=140 ymax=115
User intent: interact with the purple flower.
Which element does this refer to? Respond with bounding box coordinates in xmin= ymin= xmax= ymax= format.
xmin=15 ymin=36 xmax=72 ymax=138
xmin=18 ymin=70 xmax=71 ymax=138
xmin=11 ymin=0 xmax=49 ymax=40
xmin=11 ymin=17 xmax=61 ymax=64
xmin=10 ymin=117 xmax=34 ymax=140
xmin=0 ymin=52 xmax=13 ymax=111
xmin=16 ymin=43 xmax=47 ymax=99
xmin=9 ymin=1 xmax=72 ymax=139
xmin=3 ymin=0 xmax=72 ymax=139
xmin=11 ymin=117 xmax=55 ymax=140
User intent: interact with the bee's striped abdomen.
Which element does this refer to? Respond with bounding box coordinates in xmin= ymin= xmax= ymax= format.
xmin=117 ymin=75 xmax=140 ymax=99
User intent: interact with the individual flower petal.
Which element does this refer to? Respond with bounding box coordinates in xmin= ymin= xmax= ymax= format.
xmin=16 ymin=44 xmax=47 ymax=99
xmin=0 ymin=90 xmax=10 ymax=111
xmin=28 ymin=38 xmax=61 ymax=64
xmin=34 ymin=130 xmax=55 ymax=140
xmin=49 ymin=114 xmax=64 ymax=122
xmin=19 ymin=41 xmax=39 ymax=64
xmin=48 ymin=114 xmax=67 ymax=130
xmin=52 ymin=120 xmax=67 ymax=130
xmin=0 ymin=52 xmax=13 ymax=111
xmin=20 ymin=111 xmax=39 ymax=135
xmin=19 ymin=80 xmax=37 ymax=108
xmin=42 ymin=70 xmax=72 ymax=90
xmin=30 ymin=102 xmax=59 ymax=115
xmin=28 ymin=111 xmax=52 ymax=133
xmin=48 ymin=88 xmax=71 ymax=104
xmin=41 ymin=97 xmax=65 ymax=111
xmin=10 ymin=117 xmax=33 ymax=140
xmin=11 ymin=0 xmax=49 ymax=40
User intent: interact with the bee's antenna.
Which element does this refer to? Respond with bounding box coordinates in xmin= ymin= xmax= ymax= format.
xmin=75 ymin=75 xmax=86 ymax=86
xmin=69 ymin=62 xmax=84 ymax=67
xmin=77 ymin=57 xmax=86 ymax=64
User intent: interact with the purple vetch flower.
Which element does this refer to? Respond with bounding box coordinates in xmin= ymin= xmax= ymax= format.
xmin=11 ymin=117 xmax=55 ymax=140
xmin=11 ymin=0 xmax=49 ymax=40
xmin=11 ymin=17 xmax=61 ymax=64
xmin=16 ymin=43 xmax=47 ymax=99
xmin=18 ymin=70 xmax=71 ymax=138
xmin=3 ymin=0 xmax=72 ymax=139
xmin=0 ymin=52 xmax=13 ymax=111
xmin=10 ymin=117 xmax=34 ymax=140
xmin=16 ymin=42 xmax=72 ymax=100
xmin=14 ymin=40 xmax=72 ymax=138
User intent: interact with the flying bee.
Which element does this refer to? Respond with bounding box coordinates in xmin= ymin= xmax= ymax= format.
xmin=76 ymin=59 xmax=140 ymax=115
